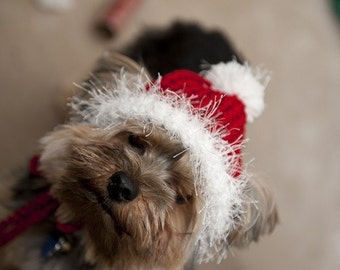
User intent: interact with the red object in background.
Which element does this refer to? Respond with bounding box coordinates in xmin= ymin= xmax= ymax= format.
xmin=97 ymin=0 xmax=143 ymax=38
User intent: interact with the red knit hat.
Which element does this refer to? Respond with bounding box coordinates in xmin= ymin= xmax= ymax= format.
xmin=71 ymin=61 xmax=268 ymax=262
xmin=160 ymin=68 xmax=246 ymax=176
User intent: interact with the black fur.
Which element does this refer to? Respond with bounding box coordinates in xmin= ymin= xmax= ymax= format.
xmin=123 ymin=22 xmax=243 ymax=77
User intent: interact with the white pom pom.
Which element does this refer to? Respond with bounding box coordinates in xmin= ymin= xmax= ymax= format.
xmin=204 ymin=61 xmax=269 ymax=122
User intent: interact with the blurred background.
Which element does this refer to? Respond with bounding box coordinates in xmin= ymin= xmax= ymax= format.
xmin=0 ymin=0 xmax=339 ymax=269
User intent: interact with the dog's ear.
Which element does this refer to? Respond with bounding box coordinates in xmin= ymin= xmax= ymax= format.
xmin=39 ymin=126 xmax=76 ymax=183
xmin=227 ymin=178 xmax=278 ymax=248
xmin=91 ymin=52 xmax=151 ymax=81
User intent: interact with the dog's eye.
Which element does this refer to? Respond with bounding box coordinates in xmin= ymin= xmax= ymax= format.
xmin=128 ymin=134 xmax=146 ymax=154
xmin=175 ymin=195 xmax=193 ymax=204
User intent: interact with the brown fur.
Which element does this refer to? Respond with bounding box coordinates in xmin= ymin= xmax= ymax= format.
xmin=227 ymin=178 xmax=278 ymax=248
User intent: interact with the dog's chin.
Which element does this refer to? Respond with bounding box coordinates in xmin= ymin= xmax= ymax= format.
xmin=80 ymin=198 xmax=197 ymax=269
xmin=55 ymin=186 xmax=198 ymax=269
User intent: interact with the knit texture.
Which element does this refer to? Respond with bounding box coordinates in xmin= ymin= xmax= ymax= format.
xmin=0 ymin=156 xmax=79 ymax=248
xmin=203 ymin=61 xmax=268 ymax=122
xmin=160 ymin=70 xmax=246 ymax=175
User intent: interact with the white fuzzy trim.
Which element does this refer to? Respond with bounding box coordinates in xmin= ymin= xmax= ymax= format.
xmin=203 ymin=62 xmax=269 ymax=123
xmin=70 ymin=70 xmax=248 ymax=263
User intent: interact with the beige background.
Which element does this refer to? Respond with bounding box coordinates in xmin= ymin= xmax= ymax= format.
xmin=1 ymin=0 xmax=340 ymax=269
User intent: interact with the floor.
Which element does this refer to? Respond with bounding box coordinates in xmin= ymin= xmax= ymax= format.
xmin=1 ymin=0 xmax=339 ymax=269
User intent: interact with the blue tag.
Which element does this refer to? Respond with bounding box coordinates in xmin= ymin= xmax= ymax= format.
xmin=41 ymin=232 xmax=60 ymax=257
xmin=41 ymin=231 xmax=72 ymax=258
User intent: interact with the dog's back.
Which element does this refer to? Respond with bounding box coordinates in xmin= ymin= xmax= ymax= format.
xmin=123 ymin=22 xmax=243 ymax=77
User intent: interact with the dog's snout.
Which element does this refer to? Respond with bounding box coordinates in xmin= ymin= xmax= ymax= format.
xmin=108 ymin=172 xmax=139 ymax=202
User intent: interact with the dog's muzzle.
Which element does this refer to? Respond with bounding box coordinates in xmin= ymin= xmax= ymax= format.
xmin=107 ymin=172 xmax=139 ymax=202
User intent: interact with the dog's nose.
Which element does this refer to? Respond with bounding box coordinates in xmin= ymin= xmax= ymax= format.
xmin=107 ymin=172 xmax=139 ymax=202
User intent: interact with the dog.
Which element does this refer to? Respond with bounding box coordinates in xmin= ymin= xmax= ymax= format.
xmin=0 ymin=22 xmax=278 ymax=270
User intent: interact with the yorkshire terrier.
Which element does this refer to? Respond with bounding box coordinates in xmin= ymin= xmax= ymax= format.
xmin=0 ymin=22 xmax=278 ymax=270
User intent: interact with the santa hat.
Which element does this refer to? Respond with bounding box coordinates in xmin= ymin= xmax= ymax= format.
xmin=71 ymin=61 xmax=268 ymax=263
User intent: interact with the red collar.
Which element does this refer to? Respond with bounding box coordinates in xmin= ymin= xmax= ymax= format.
xmin=0 ymin=155 xmax=80 ymax=248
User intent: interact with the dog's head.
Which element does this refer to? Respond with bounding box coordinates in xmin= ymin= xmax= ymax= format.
xmin=39 ymin=54 xmax=278 ymax=269
xmin=40 ymin=122 xmax=198 ymax=268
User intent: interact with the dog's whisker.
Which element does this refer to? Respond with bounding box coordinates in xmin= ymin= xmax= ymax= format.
xmin=172 ymin=148 xmax=189 ymax=160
